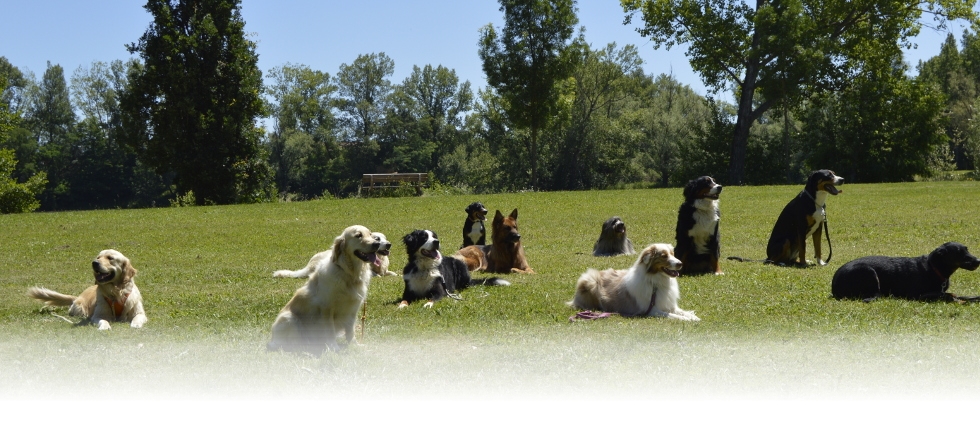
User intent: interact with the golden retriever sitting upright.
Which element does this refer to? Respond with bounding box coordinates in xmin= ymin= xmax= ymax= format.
xmin=28 ymin=249 xmax=147 ymax=330
xmin=570 ymin=243 xmax=699 ymax=321
xmin=268 ymin=225 xmax=382 ymax=354
xmin=273 ymin=232 xmax=397 ymax=278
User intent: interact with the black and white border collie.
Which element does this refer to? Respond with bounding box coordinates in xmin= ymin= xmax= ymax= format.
xmin=674 ymin=176 xmax=723 ymax=275
xmin=400 ymin=229 xmax=509 ymax=308
xmin=462 ymin=202 xmax=489 ymax=248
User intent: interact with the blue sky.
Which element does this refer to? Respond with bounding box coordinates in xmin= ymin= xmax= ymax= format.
xmin=1 ymin=0 xmax=975 ymax=102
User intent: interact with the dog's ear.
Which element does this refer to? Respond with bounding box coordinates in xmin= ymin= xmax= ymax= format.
xmin=330 ymin=233 xmax=347 ymax=263
xmin=402 ymin=232 xmax=414 ymax=246
xmin=509 ymin=208 xmax=518 ymax=220
xmin=123 ymin=258 xmax=137 ymax=284
xmin=494 ymin=210 xmax=503 ymax=223
xmin=639 ymin=248 xmax=653 ymax=267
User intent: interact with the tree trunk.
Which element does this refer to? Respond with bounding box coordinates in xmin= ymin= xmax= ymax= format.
xmin=529 ymin=124 xmax=538 ymax=189
xmin=729 ymin=74 xmax=756 ymax=185
xmin=729 ymin=23 xmax=764 ymax=186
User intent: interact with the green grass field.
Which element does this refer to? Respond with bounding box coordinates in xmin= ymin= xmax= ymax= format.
xmin=2 ymin=181 xmax=980 ymax=400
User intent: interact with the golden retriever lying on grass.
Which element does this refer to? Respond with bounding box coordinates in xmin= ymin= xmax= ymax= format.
xmin=268 ymin=225 xmax=383 ymax=354
xmin=28 ymin=249 xmax=147 ymax=330
xmin=570 ymin=243 xmax=700 ymax=321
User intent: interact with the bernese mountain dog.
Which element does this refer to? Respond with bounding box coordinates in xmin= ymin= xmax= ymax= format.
xmin=674 ymin=176 xmax=723 ymax=275
xmin=593 ymin=216 xmax=635 ymax=257
xmin=400 ymin=229 xmax=509 ymax=308
xmin=462 ymin=202 xmax=489 ymax=248
xmin=766 ymin=169 xmax=844 ymax=266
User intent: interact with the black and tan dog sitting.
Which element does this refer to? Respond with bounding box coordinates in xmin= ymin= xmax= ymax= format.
xmin=766 ymin=169 xmax=844 ymax=266
xmin=461 ymin=202 xmax=489 ymax=248
xmin=832 ymin=242 xmax=980 ymax=302
xmin=674 ymin=176 xmax=723 ymax=275
xmin=593 ymin=216 xmax=635 ymax=257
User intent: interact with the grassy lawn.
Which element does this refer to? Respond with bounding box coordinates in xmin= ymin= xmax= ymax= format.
xmin=2 ymin=181 xmax=980 ymax=401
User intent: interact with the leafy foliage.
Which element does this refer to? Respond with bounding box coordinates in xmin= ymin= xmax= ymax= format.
xmin=479 ymin=0 xmax=584 ymax=188
xmin=800 ymin=63 xmax=947 ymax=182
xmin=265 ymin=63 xmax=342 ymax=198
xmin=622 ymin=0 xmax=979 ymax=184
xmin=122 ymin=0 xmax=272 ymax=205
xmin=0 ymin=148 xmax=46 ymax=214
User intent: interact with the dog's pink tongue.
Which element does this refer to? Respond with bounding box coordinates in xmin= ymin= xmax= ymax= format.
xmin=434 ymin=250 xmax=442 ymax=260
xmin=369 ymin=253 xmax=380 ymax=266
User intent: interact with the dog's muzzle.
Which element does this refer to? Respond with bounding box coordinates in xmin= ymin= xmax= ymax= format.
xmin=963 ymin=257 xmax=980 ymax=271
xmin=92 ymin=260 xmax=115 ymax=282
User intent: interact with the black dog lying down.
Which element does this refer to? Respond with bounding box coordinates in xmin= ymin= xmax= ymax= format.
xmin=832 ymin=242 xmax=980 ymax=302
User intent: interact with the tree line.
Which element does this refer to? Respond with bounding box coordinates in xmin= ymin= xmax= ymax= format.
xmin=1 ymin=0 xmax=978 ymax=213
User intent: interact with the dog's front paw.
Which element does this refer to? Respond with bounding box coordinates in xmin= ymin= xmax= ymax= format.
xmin=131 ymin=314 xmax=147 ymax=328
xmin=97 ymin=320 xmax=111 ymax=330
xmin=423 ymin=301 xmax=434 ymax=309
xmin=818 ymin=259 xmax=827 ymax=266
xmin=397 ymin=301 xmax=409 ymax=309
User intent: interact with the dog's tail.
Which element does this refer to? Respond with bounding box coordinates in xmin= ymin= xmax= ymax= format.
xmin=469 ymin=277 xmax=511 ymax=286
xmin=27 ymin=287 xmax=77 ymax=307
xmin=568 ymin=269 xmax=602 ymax=309
xmin=272 ymin=266 xmax=315 ymax=279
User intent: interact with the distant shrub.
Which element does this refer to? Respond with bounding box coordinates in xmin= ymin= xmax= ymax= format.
xmin=0 ymin=149 xmax=47 ymax=214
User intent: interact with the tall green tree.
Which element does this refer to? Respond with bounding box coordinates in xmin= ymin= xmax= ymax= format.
xmin=622 ymin=0 xmax=978 ymax=185
xmin=0 ymin=57 xmax=29 ymax=113
xmin=380 ymin=64 xmax=474 ymax=176
xmin=479 ymin=0 xmax=583 ymax=188
xmin=551 ymin=43 xmax=644 ymax=190
xmin=265 ymin=63 xmax=341 ymax=197
xmin=0 ymin=77 xmax=47 ymax=213
xmin=0 ymin=60 xmax=38 ymax=187
xmin=24 ymin=63 xmax=75 ymax=209
xmin=918 ymin=33 xmax=976 ymax=170
xmin=800 ymin=62 xmax=946 ymax=182
xmin=122 ymin=0 xmax=271 ymax=205
xmin=335 ymin=52 xmax=395 ymax=180
xmin=637 ymin=73 xmax=714 ymax=186
xmin=66 ymin=60 xmax=169 ymax=209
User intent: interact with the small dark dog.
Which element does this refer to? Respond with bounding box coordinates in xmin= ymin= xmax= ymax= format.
xmin=400 ymin=229 xmax=509 ymax=308
xmin=767 ymin=169 xmax=844 ymax=266
xmin=832 ymin=242 xmax=980 ymax=302
xmin=674 ymin=176 xmax=723 ymax=275
xmin=462 ymin=202 xmax=489 ymax=248
xmin=593 ymin=216 xmax=635 ymax=257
